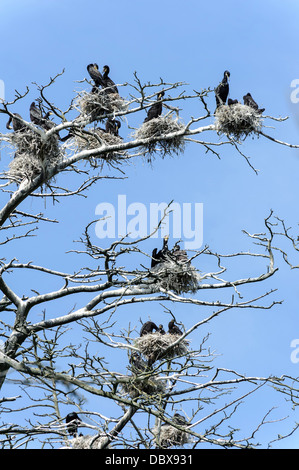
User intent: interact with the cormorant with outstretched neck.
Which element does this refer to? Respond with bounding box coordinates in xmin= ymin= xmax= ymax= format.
xmin=243 ymin=93 xmax=265 ymax=114
xmin=87 ymin=63 xmax=103 ymax=92
xmin=102 ymin=65 xmax=118 ymax=94
xmin=151 ymin=235 xmax=169 ymax=268
xmin=144 ymin=91 xmax=165 ymax=123
xmin=215 ymin=70 xmax=230 ymax=109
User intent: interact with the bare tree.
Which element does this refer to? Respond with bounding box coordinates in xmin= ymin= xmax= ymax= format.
xmin=0 ymin=70 xmax=298 ymax=449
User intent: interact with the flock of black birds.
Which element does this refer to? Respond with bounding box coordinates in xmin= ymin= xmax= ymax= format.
xmin=9 ymin=67 xmax=265 ymax=444
xmin=5 ymin=62 xmax=166 ymax=149
xmin=5 ymin=66 xmax=265 ymax=159
xmin=215 ymin=70 xmax=265 ymax=113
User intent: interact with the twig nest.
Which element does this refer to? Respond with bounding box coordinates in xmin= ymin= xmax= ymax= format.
xmin=132 ymin=116 xmax=185 ymax=160
xmin=153 ymin=424 xmax=192 ymax=448
xmin=215 ymin=103 xmax=263 ymax=139
xmin=122 ymin=374 xmax=166 ymax=398
xmin=76 ymin=89 xmax=128 ymax=120
xmin=75 ymin=128 xmax=126 ymax=168
xmin=151 ymin=259 xmax=200 ymax=295
xmin=67 ymin=434 xmax=109 ymax=449
xmin=8 ymin=129 xmax=61 ymax=183
xmin=134 ymin=332 xmax=189 ymax=363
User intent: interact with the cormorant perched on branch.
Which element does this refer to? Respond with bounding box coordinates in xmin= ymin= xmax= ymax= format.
xmin=29 ymin=102 xmax=54 ymax=130
xmin=151 ymin=235 xmax=169 ymax=268
xmin=140 ymin=321 xmax=159 ymax=336
xmin=215 ymin=70 xmax=230 ymax=109
xmin=6 ymin=113 xmax=26 ymax=132
xmin=168 ymin=320 xmax=183 ymax=335
xmin=65 ymin=412 xmax=81 ymax=437
xmin=243 ymin=93 xmax=265 ymax=114
xmin=87 ymin=63 xmax=103 ymax=92
xmin=102 ymin=65 xmax=118 ymax=94
xmin=144 ymin=91 xmax=165 ymax=123
xmin=105 ymin=118 xmax=121 ymax=136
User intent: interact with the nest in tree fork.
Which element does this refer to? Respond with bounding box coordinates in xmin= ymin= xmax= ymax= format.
xmin=75 ymin=128 xmax=126 ymax=167
xmin=134 ymin=332 xmax=190 ymax=363
xmin=132 ymin=116 xmax=186 ymax=160
xmin=122 ymin=373 xmax=166 ymax=398
xmin=151 ymin=258 xmax=200 ymax=295
xmin=7 ymin=129 xmax=61 ymax=183
xmin=76 ymin=89 xmax=128 ymax=121
xmin=153 ymin=424 xmax=192 ymax=448
xmin=214 ymin=103 xmax=263 ymax=139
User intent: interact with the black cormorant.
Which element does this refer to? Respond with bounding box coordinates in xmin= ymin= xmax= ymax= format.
xmin=6 ymin=113 xmax=26 ymax=132
xmin=102 ymin=65 xmax=118 ymax=94
xmin=29 ymin=102 xmax=54 ymax=130
xmin=158 ymin=324 xmax=166 ymax=335
xmin=105 ymin=118 xmax=121 ymax=136
xmin=215 ymin=70 xmax=230 ymax=109
xmin=144 ymin=91 xmax=165 ymax=123
xmin=168 ymin=320 xmax=183 ymax=335
xmin=151 ymin=235 xmax=169 ymax=268
xmin=65 ymin=412 xmax=81 ymax=437
xmin=87 ymin=63 xmax=103 ymax=92
xmin=243 ymin=93 xmax=265 ymax=114
xmin=140 ymin=321 xmax=159 ymax=336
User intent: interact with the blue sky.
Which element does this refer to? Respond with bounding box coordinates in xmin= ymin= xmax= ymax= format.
xmin=1 ymin=0 xmax=299 ymax=448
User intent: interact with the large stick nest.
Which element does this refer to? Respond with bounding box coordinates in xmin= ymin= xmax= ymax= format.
xmin=7 ymin=129 xmax=61 ymax=183
xmin=132 ymin=116 xmax=186 ymax=160
xmin=215 ymin=103 xmax=263 ymax=139
xmin=153 ymin=424 xmax=192 ymax=448
xmin=121 ymin=373 xmax=166 ymax=398
xmin=76 ymin=89 xmax=128 ymax=121
xmin=134 ymin=332 xmax=190 ymax=363
xmin=151 ymin=258 xmax=200 ymax=295
xmin=75 ymin=127 xmax=126 ymax=168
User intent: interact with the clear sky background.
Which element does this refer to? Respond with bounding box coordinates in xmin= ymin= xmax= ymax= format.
xmin=1 ymin=0 xmax=299 ymax=448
